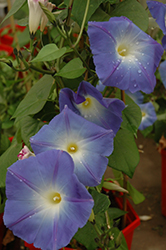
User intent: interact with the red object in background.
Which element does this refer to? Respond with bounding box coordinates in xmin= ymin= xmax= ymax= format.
xmin=0 ymin=25 xmax=26 ymax=46
xmin=8 ymin=136 xmax=14 ymax=143
xmin=24 ymin=242 xmax=75 ymax=250
xmin=0 ymin=44 xmax=13 ymax=56
xmin=160 ymin=149 xmax=166 ymax=217
xmin=114 ymin=194 xmax=140 ymax=250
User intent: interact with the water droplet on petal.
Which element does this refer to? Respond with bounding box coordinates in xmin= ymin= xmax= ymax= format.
xmin=142 ymin=53 xmax=144 ymax=56
xmin=134 ymin=84 xmax=137 ymax=87
xmin=136 ymin=42 xmax=139 ymax=45
xmin=138 ymin=69 xmax=142 ymax=73
xmin=117 ymin=67 xmax=119 ymax=70
xmin=147 ymin=62 xmax=149 ymax=65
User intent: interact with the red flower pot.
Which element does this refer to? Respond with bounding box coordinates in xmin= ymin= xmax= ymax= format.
xmin=114 ymin=194 xmax=140 ymax=250
xmin=160 ymin=149 xmax=166 ymax=217
xmin=24 ymin=241 xmax=76 ymax=250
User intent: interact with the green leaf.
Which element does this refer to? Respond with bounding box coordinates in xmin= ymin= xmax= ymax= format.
xmin=90 ymin=189 xmax=110 ymax=215
xmin=102 ymin=181 xmax=128 ymax=193
xmin=90 ymin=6 xmax=111 ymax=22
xmin=1 ymin=0 xmax=26 ymax=25
xmin=0 ymin=141 xmax=22 ymax=187
xmin=12 ymin=74 xmax=54 ymax=119
xmin=121 ymin=95 xmax=142 ymax=136
xmin=108 ymin=227 xmax=128 ymax=250
xmin=127 ymin=182 xmax=145 ymax=204
xmin=31 ymin=44 xmax=67 ymax=63
xmin=154 ymin=120 xmax=166 ymax=142
xmin=55 ymin=58 xmax=86 ymax=79
xmin=72 ymin=0 xmax=105 ymax=27
xmin=1 ymin=121 xmax=14 ymax=129
xmin=107 ymin=207 xmax=127 ymax=220
xmin=110 ymin=0 xmax=149 ymax=31
xmin=20 ymin=116 xmax=44 ymax=148
xmin=108 ymin=128 xmax=140 ymax=178
xmin=0 ymin=134 xmax=10 ymax=155
xmin=112 ymin=169 xmax=145 ymax=204
xmin=16 ymin=17 xmax=29 ymax=26
xmin=74 ymin=222 xmax=98 ymax=250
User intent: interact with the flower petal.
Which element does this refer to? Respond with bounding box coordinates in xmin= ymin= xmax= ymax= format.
xmin=147 ymin=1 xmax=166 ymax=34
xmin=4 ymin=150 xmax=94 ymax=250
xmin=88 ymin=16 xmax=163 ymax=94
xmin=30 ymin=106 xmax=114 ymax=186
xmin=59 ymin=81 xmax=125 ymax=134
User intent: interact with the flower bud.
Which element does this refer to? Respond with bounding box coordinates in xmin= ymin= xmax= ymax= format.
xmin=28 ymin=0 xmax=48 ymax=38
xmin=40 ymin=2 xmax=55 ymax=32
xmin=17 ymin=146 xmax=35 ymax=160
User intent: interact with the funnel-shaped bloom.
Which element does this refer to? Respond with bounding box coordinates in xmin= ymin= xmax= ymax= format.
xmin=147 ymin=1 xmax=166 ymax=35
xmin=138 ymin=102 xmax=157 ymax=130
xmin=159 ymin=60 xmax=166 ymax=88
xmin=59 ymin=81 xmax=125 ymax=134
xmin=30 ymin=106 xmax=114 ymax=186
xmin=125 ymin=90 xmax=144 ymax=104
xmin=4 ymin=150 xmax=94 ymax=250
xmin=88 ymin=16 xmax=163 ymax=94
xmin=28 ymin=0 xmax=47 ymax=36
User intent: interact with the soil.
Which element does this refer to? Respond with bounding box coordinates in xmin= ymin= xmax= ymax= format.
xmin=105 ymin=131 xmax=166 ymax=250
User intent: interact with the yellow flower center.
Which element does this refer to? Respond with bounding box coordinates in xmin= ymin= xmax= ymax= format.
xmin=117 ymin=44 xmax=129 ymax=57
xmin=48 ymin=192 xmax=61 ymax=204
xmin=82 ymin=97 xmax=91 ymax=108
xmin=142 ymin=111 xmax=146 ymax=117
xmin=67 ymin=143 xmax=78 ymax=154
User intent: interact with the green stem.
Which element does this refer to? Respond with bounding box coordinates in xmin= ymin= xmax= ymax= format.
xmin=56 ymin=24 xmax=67 ymax=39
xmin=56 ymin=37 xmax=65 ymax=72
xmin=72 ymin=0 xmax=90 ymax=48
xmin=66 ymin=0 xmax=74 ymax=26
xmin=30 ymin=64 xmax=54 ymax=75
xmin=72 ymin=46 xmax=94 ymax=76
xmin=105 ymin=211 xmax=111 ymax=230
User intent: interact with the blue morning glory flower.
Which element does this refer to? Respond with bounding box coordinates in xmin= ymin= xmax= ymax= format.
xmin=30 ymin=106 xmax=114 ymax=187
xmin=125 ymin=90 xmax=144 ymax=104
xmin=138 ymin=102 xmax=157 ymax=130
xmin=147 ymin=1 xmax=166 ymax=35
xmin=3 ymin=149 xmax=94 ymax=250
xmin=88 ymin=16 xmax=164 ymax=94
xmin=59 ymin=81 xmax=125 ymax=134
xmin=159 ymin=60 xmax=166 ymax=88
